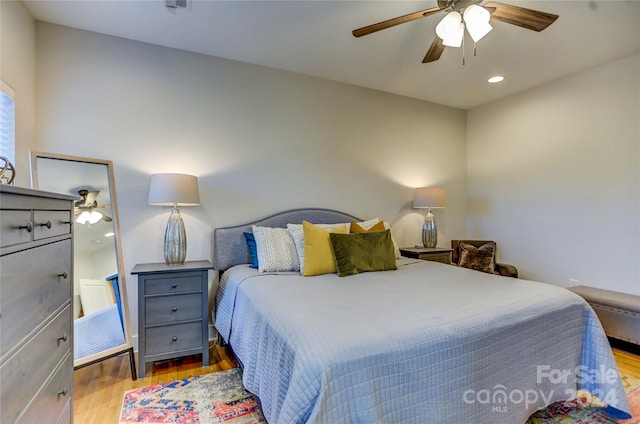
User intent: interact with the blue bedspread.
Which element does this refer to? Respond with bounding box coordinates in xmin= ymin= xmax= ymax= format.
xmin=215 ymin=258 xmax=630 ymax=423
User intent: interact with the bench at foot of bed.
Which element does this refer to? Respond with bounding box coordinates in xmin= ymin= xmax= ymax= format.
xmin=569 ymin=285 xmax=640 ymax=346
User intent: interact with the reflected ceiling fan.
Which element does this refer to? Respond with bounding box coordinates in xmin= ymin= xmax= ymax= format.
xmin=74 ymin=189 xmax=112 ymax=224
xmin=353 ymin=0 xmax=559 ymax=63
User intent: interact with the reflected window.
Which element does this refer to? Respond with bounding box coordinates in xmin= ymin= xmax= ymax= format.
xmin=0 ymin=81 xmax=15 ymax=165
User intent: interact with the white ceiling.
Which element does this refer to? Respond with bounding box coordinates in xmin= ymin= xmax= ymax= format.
xmin=23 ymin=0 xmax=640 ymax=109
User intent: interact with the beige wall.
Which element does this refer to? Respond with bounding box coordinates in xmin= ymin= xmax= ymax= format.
xmin=467 ymin=53 xmax=640 ymax=295
xmin=34 ymin=22 xmax=468 ymax=335
xmin=0 ymin=0 xmax=36 ymax=185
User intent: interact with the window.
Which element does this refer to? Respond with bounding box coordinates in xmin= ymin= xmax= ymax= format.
xmin=1 ymin=81 xmax=16 ymax=166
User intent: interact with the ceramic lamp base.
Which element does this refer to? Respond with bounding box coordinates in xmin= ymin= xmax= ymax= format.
xmin=164 ymin=206 xmax=187 ymax=264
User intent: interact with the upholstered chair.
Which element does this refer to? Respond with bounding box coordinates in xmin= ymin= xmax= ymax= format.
xmin=450 ymin=240 xmax=518 ymax=278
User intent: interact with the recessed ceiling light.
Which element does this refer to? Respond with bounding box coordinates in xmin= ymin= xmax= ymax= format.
xmin=488 ymin=76 xmax=504 ymax=84
xmin=105 ymin=232 xmax=114 ymax=238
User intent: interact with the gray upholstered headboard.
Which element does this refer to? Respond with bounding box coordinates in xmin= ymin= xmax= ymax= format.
xmin=212 ymin=208 xmax=360 ymax=271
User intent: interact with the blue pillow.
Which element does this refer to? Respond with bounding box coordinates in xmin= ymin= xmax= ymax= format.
xmin=243 ymin=232 xmax=259 ymax=269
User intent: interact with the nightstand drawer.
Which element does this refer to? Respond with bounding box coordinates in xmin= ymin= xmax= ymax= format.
xmin=144 ymin=274 xmax=202 ymax=295
xmin=422 ymin=252 xmax=451 ymax=263
xmin=145 ymin=293 xmax=203 ymax=325
xmin=145 ymin=322 xmax=203 ymax=356
xmin=400 ymin=247 xmax=452 ymax=264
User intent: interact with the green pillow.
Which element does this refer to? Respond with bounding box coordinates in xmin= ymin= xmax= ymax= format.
xmin=329 ymin=230 xmax=397 ymax=277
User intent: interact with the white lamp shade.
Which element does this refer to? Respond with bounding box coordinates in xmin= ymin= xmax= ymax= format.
xmin=413 ymin=187 xmax=446 ymax=209
xmin=148 ymin=173 xmax=200 ymax=206
xmin=464 ymin=5 xmax=492 ymax=42
xmin=436 ymin=12 xmax=464 ymax=47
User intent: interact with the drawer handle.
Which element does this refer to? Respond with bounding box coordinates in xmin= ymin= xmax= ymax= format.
xmin=18 ymin=222 xmax=33 ymax=233
xmin=58 ymin=271 xmax=69 ymax=279
xmin=171 ymin=307 xmax=178 ymax=312
xmin=39 ymin=220 xmax=52 ymax=229
xmin=57 ymin=388 xmax=68 ymax=397
xmin=57 ymin=333 xmax=68 ymax=344
xmin=171 ymin=336 xmax=178 ymax=342
xmin=171 ymin=284 xmax=178 ymax=289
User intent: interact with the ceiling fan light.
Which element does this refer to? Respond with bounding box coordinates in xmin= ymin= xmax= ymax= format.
xmin=466 ymin=21 xmax=492 ymax=42
xmin=463 ymin=4 xmax=490 ymax=24
xmin=436 ymin=12 xmax=464 ymax=47
xmin=76 ymin=211 xmax=91 ymax=225
xmin=436 ymin=11 xmax=462 ymax=43
xmin=88 ymin=210 xmax=104 ymax=225
xmin=442 ymin=25 xmax=464 ymax=47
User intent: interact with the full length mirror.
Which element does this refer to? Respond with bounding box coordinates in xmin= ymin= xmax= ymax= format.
xmin=30 ymin=151 xmax=136 ymax=379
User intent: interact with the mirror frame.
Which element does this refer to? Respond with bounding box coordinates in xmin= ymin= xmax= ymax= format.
xmin=29 ymin=151 xmax=135 ymax=372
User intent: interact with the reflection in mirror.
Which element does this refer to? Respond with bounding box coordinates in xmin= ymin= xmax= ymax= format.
xmin=30 ymin=151 xmax=136 ymax=379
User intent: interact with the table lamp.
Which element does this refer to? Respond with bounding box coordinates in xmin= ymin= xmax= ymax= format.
xmin=413 ymin=187 xmax=446 ymax=248
xmin=148 ymin=173 xmax=200 ymax=264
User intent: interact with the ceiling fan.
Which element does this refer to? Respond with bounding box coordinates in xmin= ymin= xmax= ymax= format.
xmin=352 ymin=0 xmax=559 ymax=63
xmin=74 ymin=189 xmax=112 ymax=224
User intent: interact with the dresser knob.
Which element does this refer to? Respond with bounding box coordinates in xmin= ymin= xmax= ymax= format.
xmin=171 ymin=283 xmax=177 ymax=289
xmin=171 ymin=336 xmax=178 ymax=342
xmin=57 ymin=333 xmax=68 ymax=344
xmin=57 ymin=388 xmax=68 ymax=397
xmin=171 ymin=307 xmax=178 ymax=312
xmin=39 ymin=220 xmax=52 ymax=229
xmin=18 ymin=222 xmax=33 ymax=233
xmin=58 ymin=271 xmax=68 ymax=279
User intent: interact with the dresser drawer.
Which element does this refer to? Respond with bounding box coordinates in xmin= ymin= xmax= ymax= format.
xmin=55 ymin=398 xmax=72 ymax=424
xmin=145 ymin=293 xmax=203 ymax=325
xmin=144 ymin=274 xmax=202 ymax=295
xmin=1 ymin=306 xmax=71 ymax=423
xmin=145 ymin=322 xmax=203 ymax=356
xmin=0 ymin=210 xmax=32 ymax=247
xmin=0 ymin=240 xmax=72 ymax=352
xmin=33 ymin=211 xmax=72 ymax=240
xmin=16 ymin=353 xmax=73 ymax=424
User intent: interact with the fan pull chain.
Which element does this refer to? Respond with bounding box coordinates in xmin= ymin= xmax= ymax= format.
xmin=462 ymin=36 xmax=466 ymax=65
xmin=474 ymin=41 xmax=477 ymax=57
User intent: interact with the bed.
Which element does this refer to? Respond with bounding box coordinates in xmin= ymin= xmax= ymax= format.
xmin=213 ymin=208 xmax=631 ymax=424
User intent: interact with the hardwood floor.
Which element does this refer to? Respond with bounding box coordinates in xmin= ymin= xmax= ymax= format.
xmin=74 ymin=345 xmax=639 ymax=423
xmin=73 ymin=344 xmax=237 ymax=424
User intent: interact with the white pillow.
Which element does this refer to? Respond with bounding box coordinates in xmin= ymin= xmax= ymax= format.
xmin=287 ymin=223 xmax=346 ymax=274
xmin=252 ymin=225 xmax=300 ymax=272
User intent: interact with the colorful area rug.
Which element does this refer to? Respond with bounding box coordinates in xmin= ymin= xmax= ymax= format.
xmin=120 ymin=369 xmax=639 ymax=423
xmin=118 ymin=368 xmax=265 ymax=424
xmin=527 ymin=375 xmax=640 ymax=424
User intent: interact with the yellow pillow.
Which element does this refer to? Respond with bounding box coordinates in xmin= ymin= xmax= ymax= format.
xmin=303 ymin=221 xmax=347 ymax=276
xmin=350 ymin=220 xmax=386 ymax=234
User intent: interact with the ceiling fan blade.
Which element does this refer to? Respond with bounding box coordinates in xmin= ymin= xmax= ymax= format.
xmin=422 ymin=37 xmax=445 ymax=63
xmin=353 ymin=7 xmax=442 ymax=37
xmin=484 ymin=1 xmax=558 ymax=32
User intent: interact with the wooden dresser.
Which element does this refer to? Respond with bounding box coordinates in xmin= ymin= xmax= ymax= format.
xmin=0 ymin=185 xmax=75 ymax=424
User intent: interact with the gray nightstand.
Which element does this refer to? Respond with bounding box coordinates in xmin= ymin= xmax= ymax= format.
xmin=132 ymin=260 xmax=213 ymax=378
xmin=400 ymin=247 xmax=453 ymax=264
